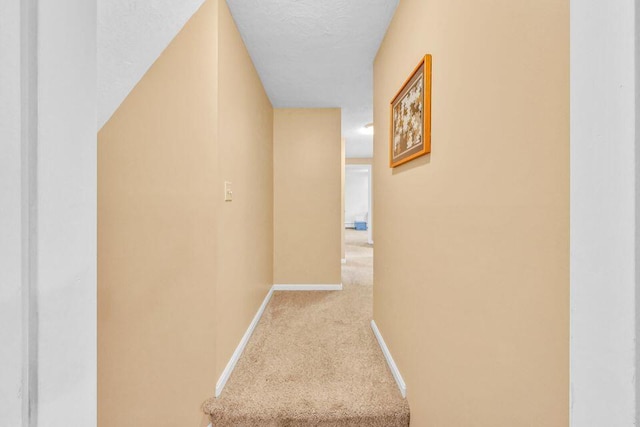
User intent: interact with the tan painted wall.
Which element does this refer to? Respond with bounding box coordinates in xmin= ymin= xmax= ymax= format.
xmin=98 ymin=0 xmax=273 ymax=425
xmin=98 ymin=2 xmax=218 ymax=425
xmin=215 ymin=0 xmax=274 ymax=379
xmin=373 ymin=0 xmax=569 ymax=426
xmin=274 ymin=109 xmax=342 ymax=285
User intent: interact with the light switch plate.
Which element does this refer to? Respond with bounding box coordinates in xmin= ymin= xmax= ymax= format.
xmin=224 ymin=181 xmax=233 ymax=201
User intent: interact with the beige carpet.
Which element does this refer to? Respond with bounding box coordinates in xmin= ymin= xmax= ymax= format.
xmin=203 ymin=229 xmax=410 ymax=426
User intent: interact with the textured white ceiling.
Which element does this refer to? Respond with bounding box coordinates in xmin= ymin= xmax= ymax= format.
xmin=97 ymin=0 xmax=205 ymax=129
xmin=98 ymin=0 xmax=397 ymax=157
xmin=226 ymin=0 xmax=398 ymax=158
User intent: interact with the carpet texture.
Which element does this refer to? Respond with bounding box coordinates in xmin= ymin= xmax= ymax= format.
xmin=203 ymin=230 xmax=410 ymax=426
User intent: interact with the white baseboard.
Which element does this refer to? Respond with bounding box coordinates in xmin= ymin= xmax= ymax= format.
xmin=370 ymin=320 xmax=407 ymax=398
xmin=215 ymin=287 xmax=274 ymax=397
xmin=215 ymin=284 xmax=343 ymax=397
xmin=273 ymin=284 xmax=343 ymax=291
xmin=341 ymin=258 xmax=347 ymax=264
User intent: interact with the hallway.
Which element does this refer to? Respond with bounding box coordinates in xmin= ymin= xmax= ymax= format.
xmin=7 ymin=0 xmax=632 ymax=424
xmin=203 ymin=230 xmax=409 ymax=426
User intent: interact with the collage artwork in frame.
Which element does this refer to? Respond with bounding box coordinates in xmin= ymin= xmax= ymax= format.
xmin=390 ymin=54 xmax=432 ymax=168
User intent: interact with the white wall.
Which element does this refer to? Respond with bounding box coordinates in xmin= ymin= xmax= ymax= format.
xmin=37 ymin=0 xmax=97 ymax=424
xmin=0 ymin=0 xmax=23 ymax=425
xmin=345 ymin=167 xmax=370 ymax=226
xmin=0 ymin=1 xmax=97 ymax=425
xmin=570 ymin=0 xmax=637 ymax=425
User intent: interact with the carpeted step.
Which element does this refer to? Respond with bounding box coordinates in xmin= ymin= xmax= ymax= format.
xmin=203 ymin=230 xmax=409 ymax=426
xmin=203 ymin=403 xmax=410 ymax=426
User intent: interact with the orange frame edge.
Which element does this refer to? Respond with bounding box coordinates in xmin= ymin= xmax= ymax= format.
xmin=389 ymin=54 xmax=432 ymax=168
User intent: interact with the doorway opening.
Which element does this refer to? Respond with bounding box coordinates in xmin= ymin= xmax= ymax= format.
xmin=343 ymin=164 xmax=373 ymax=264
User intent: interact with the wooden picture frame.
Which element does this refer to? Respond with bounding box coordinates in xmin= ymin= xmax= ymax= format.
xmin=389 ymin=54 xmax=432 ymax=168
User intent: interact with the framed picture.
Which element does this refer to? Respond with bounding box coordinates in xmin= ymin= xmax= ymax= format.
xmin=389 ymin=54 xmax=432 ymax=168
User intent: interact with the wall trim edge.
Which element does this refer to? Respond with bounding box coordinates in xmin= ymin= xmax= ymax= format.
xmin=273 ymin=284 xmax=343 ymax=291
xmin=215 ymin=287 xmax=274 ymax=397
xmin=21 ymin=0 xmax=39 ymax=423
xmin=370 ymin=319 xmax=407 ymax=398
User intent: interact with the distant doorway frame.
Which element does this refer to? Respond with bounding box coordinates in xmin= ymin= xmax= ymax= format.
xmin=344 ymin=163 xmax=373 ymax=245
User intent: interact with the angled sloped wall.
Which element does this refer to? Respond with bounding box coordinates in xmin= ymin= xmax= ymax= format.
xmin=98 ymin=0 xmax=274 ymax=424
xmin=98 ymin=0 xmax=206 ymax=129
xmin=98 ymin=2 xmax=218 ymax=425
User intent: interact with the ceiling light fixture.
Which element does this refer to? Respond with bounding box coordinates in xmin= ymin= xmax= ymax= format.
xmin=359 ymin=122 xmax=374 ymax=135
